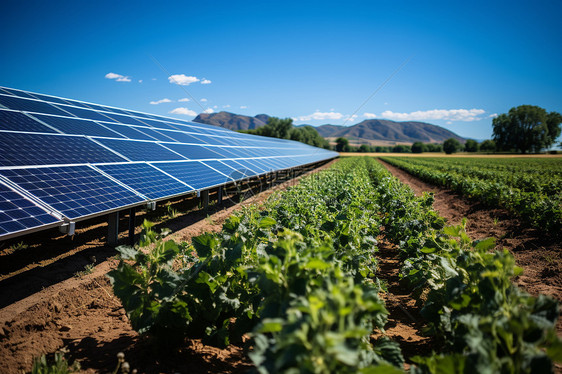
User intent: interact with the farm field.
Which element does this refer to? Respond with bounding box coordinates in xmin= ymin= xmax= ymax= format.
xmin=380 ymin=156 xmax=562 ymax=235
xmin=1 ymin=157 xmax=561 ymax=373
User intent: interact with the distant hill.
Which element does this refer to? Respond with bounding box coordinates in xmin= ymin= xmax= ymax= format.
xmin=193 ymin=111 xmax=270 ymax=131
xmin=194 ymin=112 xmax=465 ymax=144
xmin=311 ymin=119 xmax=465 ymax=144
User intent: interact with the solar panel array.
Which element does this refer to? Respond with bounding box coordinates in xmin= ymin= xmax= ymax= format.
xmin=0 ymin=86 xmax=337 ymax=240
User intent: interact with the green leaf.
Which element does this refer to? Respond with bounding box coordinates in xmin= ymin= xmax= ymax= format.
xmin=258 ymin=318 xmax=284 ymax=333
xmin=473 ymin=237 xmax=496 ymax=251
xmin=547 ymin=337 xmax=562 ymax=362
xmin=359 ymin=365 xmax=403 ymax=374
xmin=192 ymin=233 xmax=217 ymax=258
xmin=304 ymin=258 xmax=331 ymax=270
xmin=258 ymin=217 xmax=277 ymax=229
xmin=420 ymin=246 xmax=436 ymax=254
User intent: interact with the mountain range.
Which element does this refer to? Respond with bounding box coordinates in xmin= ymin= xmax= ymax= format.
xmin=193 ymin=111 xmax=465 ymax=144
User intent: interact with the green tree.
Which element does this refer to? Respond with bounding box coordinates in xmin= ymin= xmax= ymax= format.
xmin=335 ymin=137 xmax=349 ymax=152
xmin=411 ymin=141 xmax=425 ymax=153
xmin=392 ymin=145 xmax=411 ymax=153
xmin=443 ymin=138 xmax=461 ymax=154
xmin=464 ymin=139 xmax=479 ymax=152
xmin=492 ymin=105 xmax=562 ymax=153
xmin=358 ymin=144 xmax=370 ymax=153
xmin=479 ymin=139 xmax=496 ymax=153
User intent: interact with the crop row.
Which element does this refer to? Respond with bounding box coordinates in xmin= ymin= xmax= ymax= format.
xmin=380 ymin=156 xmax=562 ymax=234
xmin=108 ymin=157 xmax=561 ymax=373
xmin=365 ymin=158 xmax=561 ymax=372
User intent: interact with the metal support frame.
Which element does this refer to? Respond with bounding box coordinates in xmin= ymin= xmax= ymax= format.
xmin=201 ymin=189 xmax=209 ymax=210
xmin=107 ymin=212 xmax=119 ymax=247
xmin=217 ymin=186 xmax=223 ymax=205
xmin=128 ymin=207 xmax=136 ymax=246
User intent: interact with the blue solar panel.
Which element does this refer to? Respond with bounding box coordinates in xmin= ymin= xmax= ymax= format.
xmin=155 ymin=130 xmax=201 ymax=144
xmin=28 ymin=92 xmax=76 ymax=106
xmin=0 ymin=166 xmax=145 ymax=219
xmin=96 ymin=163 xmax=193 ymax=199
xmin=0 ymin=95 xmax=72 ymax=116
xmin=152 ymin=161 xmax=230 ymax=190
xmin=56 ymin=105 xmax=114 ymax=122
xmin=31 ymin=114 xmax=125 ymax=138
xmin=0 ymin=88 xmax=38 ymax=99
xmin=0 ymin=133 xmax=126 ymax=166
xmin=135 ymin=118 xmax=184 ymax=131
xmin=95 ymin=138 xmax=185 ymax=161
xmin=0 ymin=110 xmax=56 ymax=133
xmin=164 ymin=143 xmax=227 ymax=159
xmin=220 ymin=159 xmax=262 ymax=176
xmin=101 ymin=112 xmax=152 ymax=127
xmin=99 ymin=123 xmax=157 ymax=141
xmin=200 ymin=160 xmax=237 ymax=181
xmin=133 ymin=127 xmax=178 ymax=142
xmin=0 ymin=182 xmax=60 ymax=237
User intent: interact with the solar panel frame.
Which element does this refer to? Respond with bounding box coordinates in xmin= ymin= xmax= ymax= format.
xmin=0 ymin=133 xmax=127 ymax=167
xmin=0 ymin=166 xmax=146 ymax=220
xmin=0 ymin=109 xmax=58 ymax=133
xmin=0 ymin=94 xmax=73 ymax=116
xmin=30 ymin=113 xmax=126 ymax=138
xmin=0 ymin=181 xmax=62 ymax=239
xmin=151 ymin=161 xmax=232 ymax=191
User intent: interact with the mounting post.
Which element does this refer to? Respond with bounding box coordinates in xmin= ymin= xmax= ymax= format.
xmin=217 ymin=186 xmax=223 ymax=205
xmin=128 ymin=207 xmax=136 ymax=246
xmin=108 ymin=212 xmax=119 ymax=247
xmin=201 ymin=189 xmax=209 ymax=210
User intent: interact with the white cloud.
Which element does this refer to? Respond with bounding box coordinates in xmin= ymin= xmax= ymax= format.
xmin=203 ymin=108 xmax=214 ymax=113
xmin=488 ymin=113 xmax=498 ymax=118
xmin=363 ymin=112 xmax=377 ymax=119
xmin=201 ymin=78 xmax=212 ymax=84
xmin=152 ymin=78 xmax=157 ymax=81
xmin=329 ymin=108 xmax=335 ymax=111
xmin=296 ymin=111 xmax=345 ymax=121
xmin=178 ymin=98 xmax=190 ymax=102
xmin=138 ymin=80 xmax=143 ymax=83
xmin=223 ymin=104 xmax=231 ymax=108
xmin=200 ymin=98 xmax=208 ymax=102
xmin=168 ymin=74 xmax=200 ymax=85
xmin=240 ymin=106 xmax=247 ymax=109
xmin=380 ymin=108 xmax=487 ymax=122
xmin=169 ymin=107 xmax=197 ymax=116
xmin=105 ymin=72 xmax=131 ymax=82
xmin=150 ymin=98 xmax=172 ymax=105
xmin=213 ymin=105 xmax=218 ymax=109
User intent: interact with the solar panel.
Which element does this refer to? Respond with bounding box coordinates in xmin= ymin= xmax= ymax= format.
xmin=0 ymin=85 xmax=338 ymax=240
xmin=95 ymin=138 xmax=185 ymax=161
xmin=163 ymin=143 xmax=226 ymax=160
xmin=0 ymin=166 xmax=145 ymax=219
xmin=99 ymin=122 xmax=157 ymax=141
xmin=0 ymin=182 xmax=61 ymax=237
xmin=96 ymin=163 xmax=193 ymax=200
xmin=0 ymin=95 xmax=72 ymax=116
xmin=0 ymin=110 xmax=57 ymax=133
xmin=151 ymin=161 xmax=231 ymax=190
xmin=219 ymin=159 xmax=261 ymax=177
xmin=30 ymin=114 xmax=125 ymax=138
xmin=56 ymin=105 xmax=114 ymax=122
xmin=0 ymin=133 xmax=125 ymax=166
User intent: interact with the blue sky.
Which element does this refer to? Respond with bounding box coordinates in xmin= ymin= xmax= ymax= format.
xmin=1 ymin=0 xmax=561 ymax=142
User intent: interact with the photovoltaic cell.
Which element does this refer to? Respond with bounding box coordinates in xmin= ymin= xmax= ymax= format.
xmin=164 ymin=143 xmax=226 ymax=159
xmin=133 ymin=127 xmax=178 ymax=142
xmin=0 ymin=133 xmax=126 ymax=166
xmin=152 ymin=161 xmax=230 ymax=190
xmin=31 ymin=114 xmax=125 ymax=138
xmin=96 ymin=163 xmax=193 ymax=199
xmin=27 ymin=92 xmax=76 ymax=106
xmin=0 ymin=88 xmax=38 ymax=99
xmin=0 ymin=166 xmax=145 ymax=219
xmin=101 ymin=112 xmax=152 ymax=127
xmin=56 ymin=105 xmax=115 ymax=122
xmin=0 ymin=95 xmax=72 ymax=116
xmin=219 ymin=159 xmax=261 ymax=177
xmin=0 ymin=110 xmax=56 ymax=133
xmin=155 ymin=130 xmax=202 ymax=144
xmin=200 ymin=160 xmax=237 ymax=181
xmin=95 ymin=138 xmax=185 ymax=161
xmin=99 ymin=123 xmax=156 ymax=141
xmin=0 ymin=182 xmax=60 ymax=237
